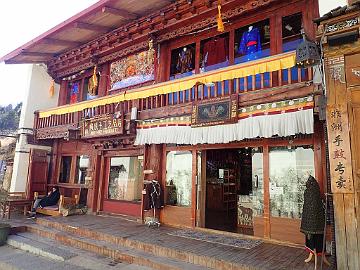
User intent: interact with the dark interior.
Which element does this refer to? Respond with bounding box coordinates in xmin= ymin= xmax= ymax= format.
xmin=205 ymin=148 xmax=253 ymax=233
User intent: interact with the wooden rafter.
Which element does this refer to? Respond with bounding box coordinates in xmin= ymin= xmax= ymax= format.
xmin=74 ymin=22 xmax=114 ymax=33
xmin=42 ymin=38 xmax=82 ymax=47
xmin=101 ymin=6 xmax=138 ymax=20
xmin=21 ymin=51 xmax=54 ymax=58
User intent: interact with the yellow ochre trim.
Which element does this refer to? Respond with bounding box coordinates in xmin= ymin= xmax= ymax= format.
xmin=39 ymin=52 xmax=296 ymax=118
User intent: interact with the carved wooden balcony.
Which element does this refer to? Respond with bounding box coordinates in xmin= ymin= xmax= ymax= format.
xmin=34 ymin=51 xmax=315 ymax=139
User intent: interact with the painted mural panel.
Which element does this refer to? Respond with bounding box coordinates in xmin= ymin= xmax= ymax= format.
xmin=110 ymin=50 xmax=155 ymax=90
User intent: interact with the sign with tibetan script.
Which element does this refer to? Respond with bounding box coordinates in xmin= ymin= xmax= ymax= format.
xmin=81 ymin=113 xmax=124 ymax=138
xmin=327 ymin=104 xmax=354 ymax=193
xmin=191 ymin=95 xmax=237 ymax=127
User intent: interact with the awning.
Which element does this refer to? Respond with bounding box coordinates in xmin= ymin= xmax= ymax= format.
xmin=135 ymin=96 xmax=314 ymax=145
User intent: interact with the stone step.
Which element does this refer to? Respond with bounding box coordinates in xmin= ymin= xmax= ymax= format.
xmin=26 ymin=223 xmax=212 ymax=270
xmin=34 ymin=217 xmax=250 ymax=270
xmin=7 ymin=234 xmax=77 ymax=261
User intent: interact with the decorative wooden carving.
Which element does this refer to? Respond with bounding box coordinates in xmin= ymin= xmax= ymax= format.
xmin=191 ymin=95 xmax=238 ymax=127
xmin=327 ymin=56 xmax=346 ymax=84
xmin=36 ymin=124 xmax=78 ymax=140
xmin=92 ymin=136 xmax=136 ymax=150
xmin=47 ymin=0 xmax=277 ymax=79
xmin=325 ymin=17 xmax=359 ymax=34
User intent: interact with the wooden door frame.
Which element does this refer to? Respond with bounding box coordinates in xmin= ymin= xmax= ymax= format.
xmin=166 ymin=132 xmax=324 ymax=239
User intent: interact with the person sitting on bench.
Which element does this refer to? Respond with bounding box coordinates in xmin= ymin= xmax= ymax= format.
xmin=28 ymin=187 xmax=60 ymax=218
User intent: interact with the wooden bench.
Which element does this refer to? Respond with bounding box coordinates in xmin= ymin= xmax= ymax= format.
xmin=34 ymin=192 xmax=79 ymax=217
xmin=0 ymin=192 xmax=33 ymax=219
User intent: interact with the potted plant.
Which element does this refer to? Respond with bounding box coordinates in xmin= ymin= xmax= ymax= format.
xmin=0 ymin=188 xmax=11 ymax=246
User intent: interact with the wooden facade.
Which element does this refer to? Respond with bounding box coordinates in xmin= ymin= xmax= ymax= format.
xmin=2 ymin=0 xmax=326 ymax=247
xmin=317 ymin=3 xmax=360 ymax=269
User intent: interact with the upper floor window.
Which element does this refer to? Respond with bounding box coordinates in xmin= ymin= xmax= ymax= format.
xmin=110 ymin=50 xmax=155 ymax=91
xmin=67 ymin=81 xmax=81 ymax=104
xmin=170 ymin=44 xmax=196 ymax=80
xmin=282 ymin=13 xmax=303 ymax=52
xmin=235 ymin=19 xmax=270 ymax=64
xmin=200 ymin=33 xmax=229 ymax=73
xmin=83 ymin=76 xmax=99 ymax=101
xmin=66 ymin=75 xmax=98 ymax=104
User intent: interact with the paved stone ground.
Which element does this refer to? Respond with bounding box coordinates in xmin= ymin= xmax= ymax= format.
xmin=0 ymin=240 xmax=154 ymax=270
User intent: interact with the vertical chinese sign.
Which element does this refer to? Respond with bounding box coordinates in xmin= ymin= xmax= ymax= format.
xmin=327 ymin=104 xmax=354 ymax=193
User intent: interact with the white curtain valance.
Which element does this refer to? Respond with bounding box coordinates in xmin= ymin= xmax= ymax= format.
xmin=135 ymin=109 xmax=314 ymax=145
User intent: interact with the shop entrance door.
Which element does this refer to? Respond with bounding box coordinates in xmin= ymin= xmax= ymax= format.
xmin=204 ymin=148 xmax=264 ymax=235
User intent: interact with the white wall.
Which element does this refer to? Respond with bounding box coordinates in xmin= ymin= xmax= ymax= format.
xmin=10 ymin=64 xmax=59 ymax=192
xmin=319 ymin=0 xmax=347 ymax=16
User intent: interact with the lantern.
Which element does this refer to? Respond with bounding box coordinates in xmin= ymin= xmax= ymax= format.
xmin=295 ymin=30 xmax=321 ymax=68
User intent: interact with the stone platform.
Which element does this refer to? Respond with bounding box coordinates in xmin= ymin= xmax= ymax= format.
xmin=3 ymin=214 xmax=333 ymax=270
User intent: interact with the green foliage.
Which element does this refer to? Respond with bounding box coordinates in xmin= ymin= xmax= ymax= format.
xmin=0 ymin=103 xmax=22 ymax=132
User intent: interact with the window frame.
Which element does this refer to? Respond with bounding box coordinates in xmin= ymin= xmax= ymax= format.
xmin=166 ymin=5 xmax=307 ymax=82
xmin=64 ymin=69 xmax=96 ymax=105
xmin=104 ymin=154 xmax=144 ymax=204
xmin=58 ymin=155 xmax=73 ymax=184
xmin=74 ymin=155 xmax=90 ymax=185
xmin=165 ymin=150 xmax=193 ymax=208
xmin=57 ymin=154 xmax=90 ymax=186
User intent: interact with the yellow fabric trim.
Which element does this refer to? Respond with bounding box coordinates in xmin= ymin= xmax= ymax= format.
xmin=39 ymin=52 xmax=296 ymax=118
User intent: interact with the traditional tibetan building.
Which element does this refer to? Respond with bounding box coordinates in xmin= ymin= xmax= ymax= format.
xmin=1 ymin=0 xmax=324 ymax=245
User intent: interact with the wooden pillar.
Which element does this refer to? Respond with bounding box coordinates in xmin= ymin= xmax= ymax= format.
xmin=324 ymin=53 xmax=360 ymax=270
xmin=58 ymin=80 xmax=68 ymax=106
xmin=191 ymin=150 xmax=197 ymax=228
xmin=144 ymin=144 xmax=163 ymax=181
xmin=50 ymin=140 xmax=60 ymax=185
xmin=96 ymin=154 xmax=106 ymax=213
xmin=263 ymin=144 xmax=270 ymax=239
xmin=87 ymin=149 xmax=101 ymax=212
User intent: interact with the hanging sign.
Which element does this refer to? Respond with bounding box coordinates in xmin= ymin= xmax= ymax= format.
xmin=327 ymin=104 xmax=354 ymax=193
xmin=81 ymin=113 xmax=124 ymax=138
xmin=191 ymin=95 xmax=238 ymax=127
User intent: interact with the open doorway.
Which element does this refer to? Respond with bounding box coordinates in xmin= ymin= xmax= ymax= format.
xmin=204 ymin=148 xmax=263 ymax=235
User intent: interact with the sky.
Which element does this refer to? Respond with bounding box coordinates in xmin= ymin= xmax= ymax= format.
xmin=0 ymin=0 xmax=348 ymax=106
xmin=0 ymin=0 xmax=98 ymax=106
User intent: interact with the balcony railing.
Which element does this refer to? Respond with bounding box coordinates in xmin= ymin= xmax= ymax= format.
xmin=35 ymin=51 xmax=312 ymax=132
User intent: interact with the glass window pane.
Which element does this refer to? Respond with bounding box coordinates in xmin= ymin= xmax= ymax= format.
xmin=75 ymin=155 xmax=89 ymax=185
xmin=269 ymin=146 xmax=315 ymax=219
xmin=83 ymin=77 xmax=98 ymax=101
xmin=170 ymin=44 xmax=196 ymax=80
xmin=200 ymin=33 xmax=229 ymax=73
xmin=59 ymin=156 xmax=72 ymax=183
xmin=166 ymin=151 xmax=192 ymax=207
xmin=67 ymin=81 xmax=80 ymax=104
xmin=234 ymin=19 xmax=270 ymax=64
xmin=108 ymin=156 xmax=143 ymax=202
xmin=237 ymin=148 xmax=263 ymax=234
xmin=282 ymin=13 xmax=303 ymax=52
